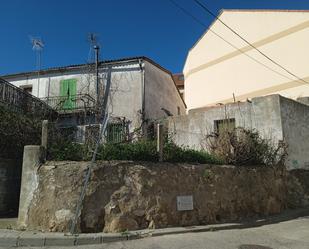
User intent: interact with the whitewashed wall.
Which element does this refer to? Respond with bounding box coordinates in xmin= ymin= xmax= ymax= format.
xmin=6 ymin=62 xmax=144 ymax=131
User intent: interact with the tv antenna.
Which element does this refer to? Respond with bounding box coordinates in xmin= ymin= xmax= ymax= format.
xmin=87 ymin=33 xmax=99 ymax=62
xmin=87 ymin=33 xmax=101 ymax=113
xmin=30 ymin=36 xmax=44 ymax=97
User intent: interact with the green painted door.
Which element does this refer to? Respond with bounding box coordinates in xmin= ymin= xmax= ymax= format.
xmin=60 ymin=79 xmax=77 ymax=109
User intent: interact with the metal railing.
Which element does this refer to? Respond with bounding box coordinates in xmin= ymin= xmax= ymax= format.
xmin=41 ymin=94 xmax=96 ymax=112
xmin=0 ymin=78 xmax=56 ymax=117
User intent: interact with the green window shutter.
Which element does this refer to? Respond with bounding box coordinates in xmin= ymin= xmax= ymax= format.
xmin=60 ymin=79 xmax=77 ymax=109
xmin=68 ymin=79 xmax=77 ymax=109
xmin=60 ymin=80 xmax=68 ymax=97
xmin=69 ymin=79 xmax=77 ymax=96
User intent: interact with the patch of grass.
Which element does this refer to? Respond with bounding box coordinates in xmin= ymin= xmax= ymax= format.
xmin=97 ymin=140 xmax=158 ymax=161
xmin=163 ymin=142 xmax=221 ymax=164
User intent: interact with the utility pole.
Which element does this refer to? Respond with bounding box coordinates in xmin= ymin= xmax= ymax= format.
xmin=88 ymin=33 xmax=100 ymax=116
xmin=94 ymin=45 xmax=100 ymax=109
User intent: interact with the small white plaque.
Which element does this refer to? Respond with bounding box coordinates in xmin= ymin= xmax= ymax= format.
xmin=177 ymin=195 xmax=193 ymax=211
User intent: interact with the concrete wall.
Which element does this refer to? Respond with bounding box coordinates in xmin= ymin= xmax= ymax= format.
xmin=18 ymin=146 xmax=44 ymax=228
xmin=184 ymin=10 xmax=309 ymax=110
xmin=169 ymin=95 xmax=309 ymax=169
xmin=169 ymin=95 xmax=284 ymax=151
xmin=0 ymin=158 xmax=22 ymax=217
xmin=144 ymin=60 xmax=186 ymax=122
xmin=279 ymin=96 xmax=309 ymax=170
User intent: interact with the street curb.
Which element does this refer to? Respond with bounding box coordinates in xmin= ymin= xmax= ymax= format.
xmin=1 ymin=208 xmax=308 ymax=247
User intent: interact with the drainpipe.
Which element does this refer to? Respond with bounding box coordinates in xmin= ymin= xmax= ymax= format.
xmin=139 ymin=59 xmax=145 ymax=133
xmin=47 ymin=77 xmax=51 ymax=105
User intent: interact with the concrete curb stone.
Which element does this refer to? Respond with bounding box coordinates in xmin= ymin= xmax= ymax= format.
xmin=0 ymin=208 xmax=308 ymax=247
xmin=0 ymin=237 xmax=18 ymax=247
xmin=75 ymin=234 xmax=102 ymax=245
xmin=44 ymin=237 xmax=76 ymax=246
xmin=0 ymin=230 xmax=20 ymax=247
xmin=17 ymin=231 xmax=45 ymax=247
xmin=102 ymin=234 xmax=128 ymax=243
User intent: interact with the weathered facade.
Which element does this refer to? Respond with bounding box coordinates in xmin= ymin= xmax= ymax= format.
xmin=168 ymin=95 xmax=309 ymax=170
xmin=2 ymin=57 xmax=185 ymax=140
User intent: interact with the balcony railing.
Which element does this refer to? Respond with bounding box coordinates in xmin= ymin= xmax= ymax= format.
xmin=0 ymin=78 xmax=56 ymax=118
xmin=41 ymin=94 xmax=96 ymax=112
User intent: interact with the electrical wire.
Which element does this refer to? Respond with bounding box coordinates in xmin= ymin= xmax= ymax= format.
xmin=169 ymin=0 xmax=297 ymax=82
xmin=193 ymin=0 xmax=309 ymax=85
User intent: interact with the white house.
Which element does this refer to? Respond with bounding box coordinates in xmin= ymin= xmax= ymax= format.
xmin=2 ymin=57 xmax=186 ymax=142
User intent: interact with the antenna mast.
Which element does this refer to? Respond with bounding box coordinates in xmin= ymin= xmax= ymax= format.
xmin=30 ymin=36 xmax=44 ymax=97
xmin=88 ymin=33 xmax=100 ymax=117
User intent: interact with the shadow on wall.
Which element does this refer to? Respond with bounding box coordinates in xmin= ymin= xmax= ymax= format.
xmin=0 ymin=158 xmax=22 ymax=218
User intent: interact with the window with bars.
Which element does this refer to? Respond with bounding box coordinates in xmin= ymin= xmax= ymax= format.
xmin=214 ymin=118 xmax=236 ymax=135
xmin=105 ymin=122 xmax=128 ymax=144
xmin=76 ymin=122 xmax=129 ymax=145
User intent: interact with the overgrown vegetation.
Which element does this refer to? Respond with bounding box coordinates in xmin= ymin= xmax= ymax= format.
xmin=204 ymin=127 xmax=287 ymax=167
xmin=0 ymin=105 xmax=42 ymax=158
xmin=47 ymin=123 xmax=286 ymax=167
xmin=163 ymin=141 xmax=220 ymax=164
xmin=47 ymin=131 xmax=221 ymax=164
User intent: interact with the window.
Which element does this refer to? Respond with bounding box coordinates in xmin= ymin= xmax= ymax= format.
xmin=81 ymin=122 xmax=129 ymax=145
xmin=60 ymin=79 xmax=77 ymax=109
xmin=177 ymin=106 xmax=181 ymax=115
xmin=214 ymin=118 xmax=235 ymax=135
xmin=105 ymin=123 xmax=128 ymax=144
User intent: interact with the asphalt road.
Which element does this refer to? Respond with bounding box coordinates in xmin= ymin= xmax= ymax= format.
xmin=3 ymin=216 xmax=309 ymax=249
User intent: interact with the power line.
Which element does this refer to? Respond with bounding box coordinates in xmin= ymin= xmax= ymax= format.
xmin=169 ymin=0 xmax=207 ymax=28
xmin=193 ymin=0 xmax=309 ymax=85
xmin=168 ymin=0 xmax=295 ymax=82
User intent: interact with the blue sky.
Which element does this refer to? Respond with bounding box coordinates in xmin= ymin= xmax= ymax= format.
xmin=0 ymin=0 xmax=309 ymax=75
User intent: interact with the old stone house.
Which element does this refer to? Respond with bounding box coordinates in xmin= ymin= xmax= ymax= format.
xmin=2 ymin=57 xmax=186 ymax=142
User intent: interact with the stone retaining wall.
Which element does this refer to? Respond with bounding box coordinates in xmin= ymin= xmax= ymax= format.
xmin=18 ymin=160 xmax=309 ymax=233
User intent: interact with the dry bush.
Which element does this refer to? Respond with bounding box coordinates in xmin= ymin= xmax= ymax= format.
xmin=205 ymin=127 xmax=287 ymax=167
